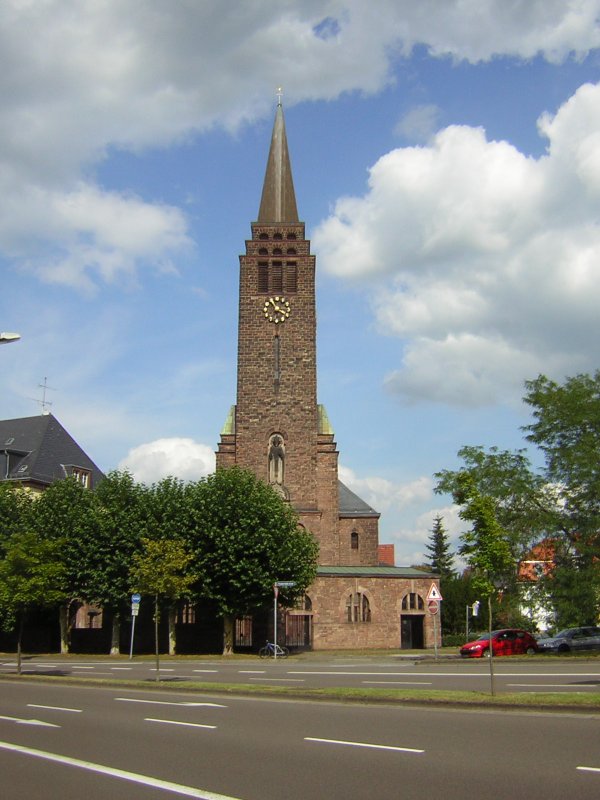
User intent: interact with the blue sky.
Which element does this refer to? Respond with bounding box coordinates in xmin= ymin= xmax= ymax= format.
xmin=2 ymin=1 xmax=600 ymax=565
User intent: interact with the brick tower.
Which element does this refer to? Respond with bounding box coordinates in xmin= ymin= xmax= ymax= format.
xmin=216 ymin=100 xmax=439 ymax=650
xmin=216 ymin=98 xmax=363 ymax=565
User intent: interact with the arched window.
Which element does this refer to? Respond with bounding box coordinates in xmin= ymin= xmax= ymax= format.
xmin=258 ymin=247 xmax=268 ymax=255
xmin=350 ymin=531 xmax=359 ymax=550
xmin=273 ymin=247 xmax=282 ymax=255
xmin=346 ymin=592 xmax=371 ymax=623
xmin=273 ymin=232 xmax=283 ymax=240
xmin=286 ymin=232 xmax=297 ymax=240
xmin=259 ymin=233 xmax=269 ymax=240
xmin=401 ymin=593 xmax=424 ymax=611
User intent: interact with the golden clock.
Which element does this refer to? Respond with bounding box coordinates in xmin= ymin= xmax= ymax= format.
xmin=263 ymin=296 xmax=291 ymax=324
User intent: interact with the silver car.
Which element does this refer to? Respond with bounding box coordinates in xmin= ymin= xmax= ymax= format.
xmin=537 ymin=626 xmax=600 ymax=653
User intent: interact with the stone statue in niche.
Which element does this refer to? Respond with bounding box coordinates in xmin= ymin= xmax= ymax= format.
xmin=268 ymin=434 xmax=285 ymax=486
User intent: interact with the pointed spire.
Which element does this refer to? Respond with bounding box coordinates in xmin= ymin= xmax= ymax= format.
xmin=257 ymin=92 xmax=299 ymax=223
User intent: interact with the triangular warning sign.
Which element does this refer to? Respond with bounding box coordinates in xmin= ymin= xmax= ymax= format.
xmin=426 ymin=583 xmax=443 ymax=601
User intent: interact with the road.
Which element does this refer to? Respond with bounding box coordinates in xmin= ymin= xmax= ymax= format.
xmin=0 ymin=679 xmax=599 ymax=799
xmin=1 ymin=653 xmax=599 ymax=693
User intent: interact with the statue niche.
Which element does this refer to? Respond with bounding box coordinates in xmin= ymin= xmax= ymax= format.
xmin=268 ymin=434 xmax=285 ymax=487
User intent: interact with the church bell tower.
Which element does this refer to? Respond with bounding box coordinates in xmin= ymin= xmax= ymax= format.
xmin=216 ymin=98 xmax=343 ymax=564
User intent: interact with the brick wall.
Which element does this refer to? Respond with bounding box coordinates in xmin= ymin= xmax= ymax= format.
xmin=308 ymin=575 xmax=440 ymax=649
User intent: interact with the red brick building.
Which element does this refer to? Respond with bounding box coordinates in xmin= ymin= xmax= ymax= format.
xmin=217 ymin=100 xmax=439 ymax=650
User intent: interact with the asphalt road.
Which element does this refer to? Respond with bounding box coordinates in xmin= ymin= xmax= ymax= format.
xmin=1 ymin=653 xmax=599 ymax=693
xmin=1 ymin=680 xmax=600 ymax=799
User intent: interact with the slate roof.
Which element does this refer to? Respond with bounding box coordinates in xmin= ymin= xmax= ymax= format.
xmin=338 ymin=480 xmax=379 ymax=518
xmin=0 ymin=413 xmax=104 ymax=489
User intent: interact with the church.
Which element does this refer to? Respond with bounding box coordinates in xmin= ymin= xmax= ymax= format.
xmin=216 ymin=100 xmax=439 ymax=650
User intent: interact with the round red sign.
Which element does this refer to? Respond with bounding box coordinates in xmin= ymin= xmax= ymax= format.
xmin=428 ymin=599 xmax=439 ymax=615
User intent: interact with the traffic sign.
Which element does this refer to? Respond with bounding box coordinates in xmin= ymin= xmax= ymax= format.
xmin=428 ymin=599 xmax=439 ymax=615
xmin=426 ymin=583 xmax=443 ymax=601
xmin=131 ymin=593 xmax=141 ymax=603
xmin=275 ymin=581 xmax=296 ymax=588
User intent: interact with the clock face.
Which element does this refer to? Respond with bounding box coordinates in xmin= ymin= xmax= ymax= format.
xmin=263 ymin=296 xmax=291 ymax=324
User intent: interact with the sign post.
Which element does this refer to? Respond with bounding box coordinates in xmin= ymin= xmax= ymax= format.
xmin=273 ymin=581 xmax=295 ymax=659
xmin=129 ymin=593 xmax=141 ymax=660
xmin=426 ymin=584 xmax=443 ymax=660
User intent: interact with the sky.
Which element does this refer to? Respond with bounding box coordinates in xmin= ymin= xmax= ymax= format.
xmin=1 ymin=0 xmax=600 ymax=566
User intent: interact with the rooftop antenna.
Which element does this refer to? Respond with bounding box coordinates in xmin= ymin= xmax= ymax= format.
xmin=30 ymin=377 xmax=56 ymax=415
xmin=276 ymin=86 xmax=283 ymax=107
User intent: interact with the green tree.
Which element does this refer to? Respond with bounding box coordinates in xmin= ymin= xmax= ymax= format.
xmin=425 ymin=515 xmax=455 ymax=578
xmin=130 ymin=537 xmax=196 ymax=678
xmin=523 ymin=372 xmax=600 ymax=624
xmin=0 ymin=483 xmax=35 ymax=547
xmin=185 ymin=468 xmax=319 ymax=655
xmin=451 ymin=473 xmax=514 ymax=694
xmin=0 ymin=531 xmax=66 ymax=674
xmin=31 ymin=477 xmax=98 ymax=652
xmin=85 ymin=471 xmax=150 ymax=654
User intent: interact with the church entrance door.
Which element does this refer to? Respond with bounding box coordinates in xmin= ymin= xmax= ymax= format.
xmin=400 ymin=615 xmax=424 ymax=649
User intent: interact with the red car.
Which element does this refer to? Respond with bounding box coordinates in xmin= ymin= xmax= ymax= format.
xmin=460 ymin=628 xmax=538 ymax=658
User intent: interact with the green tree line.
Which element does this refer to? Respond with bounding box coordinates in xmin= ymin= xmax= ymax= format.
xmin=0 ymin=467 xmax=318 ymax=668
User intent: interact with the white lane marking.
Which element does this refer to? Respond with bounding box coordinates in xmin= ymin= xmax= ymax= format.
xmin=0 ymin=715 xmax=60 ymax=728
xmin=71 ymin=666 xmax=95 ymax=670
xmin=193 ymin=670 xmax=219 ymax=673
xmin=27 ymin=704 xmax=82 ymax=713
xmin=363 ymin=681 xmax=433 ymax=686
xmin=150 ymin=668 xmax=175 ymax=672
xmin=305 ymin=737 xmax=424 ymax=754
xmin=111 ymin=667 xmax=132 ymax=671
xmin=578 ymin=766 xmax=600 ymax=774
xmin=0 ymin=740 xmax=244 ymax=799
xmin=145 ymin=718 xmax=217 ymax=730
xmin=115 ymin=698 xmax=226 ymax=707
xmin=238 ymin=671 xmax=265 ymax=674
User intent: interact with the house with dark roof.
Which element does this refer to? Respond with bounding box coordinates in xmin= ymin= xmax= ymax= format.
xmin=0 ymin=413 xmax=104 ymax=491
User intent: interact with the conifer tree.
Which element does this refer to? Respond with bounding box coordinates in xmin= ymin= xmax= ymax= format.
xmin=425 ymin=515 xmax=455 ymax=578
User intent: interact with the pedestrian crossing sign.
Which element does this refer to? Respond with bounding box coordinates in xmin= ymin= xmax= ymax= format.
xmin=426 ymin=583 xmax=443 ymax=601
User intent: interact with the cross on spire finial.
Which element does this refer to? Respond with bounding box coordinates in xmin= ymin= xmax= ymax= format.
xmin=276 ymin=86 xmax=283 ymax=107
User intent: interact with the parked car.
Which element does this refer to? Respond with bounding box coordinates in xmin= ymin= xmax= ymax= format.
xmin=536 ymin=627 xmax=600 ymax=654
xmin=460 ymin=629 xmax=539 ymax=658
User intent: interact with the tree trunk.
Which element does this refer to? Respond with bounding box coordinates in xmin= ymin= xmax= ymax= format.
xmin=59 ymin=603 xmax=70 ymax=654
xmin=168 ymin=606 xmax=176 ymax=656
xmin=110 ymin=612 xmax=120 ymax=655
xmin=17 ymin=610 xmax=24 ymax=676
xmin=222 ymin=614 xmax=234 ymax=656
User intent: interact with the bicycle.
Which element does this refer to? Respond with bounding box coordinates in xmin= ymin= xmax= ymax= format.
xmin=259 ymin=641 xmax=289 ymax=658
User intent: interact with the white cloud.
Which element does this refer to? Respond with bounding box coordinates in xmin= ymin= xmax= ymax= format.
xmin=314 ymin=81 xmax=600 ymax=407
xmin=390 ymin=503 xmax=465 ymax=567
xmin=394 ymin=105 xmax=440 ymax=143
xmin=1 ymin=1 xmax=598 ymax=290
xmin=118 ymin=437 xmax=215 ymax=484
xmin=339 ymin=464 xmax=433 ymax=512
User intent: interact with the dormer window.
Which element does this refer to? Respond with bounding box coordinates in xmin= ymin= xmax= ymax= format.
xmin=69 ymin=466 xmax=91 ymax=488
